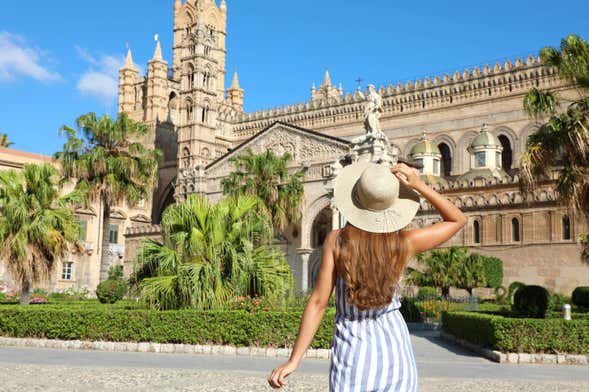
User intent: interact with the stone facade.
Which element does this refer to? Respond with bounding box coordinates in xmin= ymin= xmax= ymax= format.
xmin=116 ymin=0 xmax=589 ymax=295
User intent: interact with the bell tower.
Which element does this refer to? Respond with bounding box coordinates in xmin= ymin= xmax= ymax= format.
xmin=172 ymin=0 xmax=228 ymax=169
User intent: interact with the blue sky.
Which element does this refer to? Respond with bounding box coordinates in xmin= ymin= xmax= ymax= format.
xmin=1 ymin=0 xmax=588 ymax=156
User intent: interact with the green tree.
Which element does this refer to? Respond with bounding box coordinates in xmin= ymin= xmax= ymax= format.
xmin=129 ymin=194 xmax=294 ymax=310
xmin=407 ymin=246 xmax=468 ymax=299
xmin=55 ymin=112 xmax=161 ymax=281
xmin=221 ymin=148 xmax=304 ymax=236
xmin=520 ymin=35 xmax=589 ymax=261
xmin=480 ymin=255 xmax=504 ymax=289
xmin=454 ymin=253 xmax=486 ymax=296
xmin=0 ymin=164 xmax=82 ymax=304
xmin=0 ymin=132 xmax=13 ymax=148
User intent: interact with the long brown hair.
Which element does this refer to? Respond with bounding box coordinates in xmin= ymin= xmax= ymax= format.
xmin=336 ymin=224 xmax=408 ymax=310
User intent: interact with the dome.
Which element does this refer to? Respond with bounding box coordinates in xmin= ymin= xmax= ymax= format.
xmin=470 ymin=131 xmax=501 ymax=148
xmin=410 ymin=139 xmax=441 ymax=156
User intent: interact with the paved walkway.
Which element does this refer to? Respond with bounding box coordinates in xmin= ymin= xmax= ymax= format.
xmin=0 ymin=331 xmax=588 ymax=391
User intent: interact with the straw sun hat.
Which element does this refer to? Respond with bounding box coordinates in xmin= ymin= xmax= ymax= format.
xmin=333 ymin=161 xmax=421 ymax=233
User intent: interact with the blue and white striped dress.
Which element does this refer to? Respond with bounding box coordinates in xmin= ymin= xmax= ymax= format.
xmin=329 ymin=275 xmax=418 ymax=391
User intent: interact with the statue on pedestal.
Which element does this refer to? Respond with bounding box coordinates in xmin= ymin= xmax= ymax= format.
xmin=361 ymin=84 xmax=383 ymax=135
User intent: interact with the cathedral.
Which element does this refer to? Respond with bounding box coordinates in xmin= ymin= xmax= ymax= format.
xmin=120 ymin=0 xmax=588 ymax=295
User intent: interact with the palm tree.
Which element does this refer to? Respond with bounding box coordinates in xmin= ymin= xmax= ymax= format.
xmin=407 ymin=246 xmax=468 ymax=299
xmin=520 ymin=34 xmax=589 ymax=222
xmin=0 ymin=132 xmax=13 ymax=148
xmin=129 ymin=194 xmax=294 ymax=310
xmin=221 ymin=148 xmax=304 ymax=236
xmin=0 ymin=164 xmax=82 ymax=304
xmin=54 ymin=112 xmax=162 ymax=282
xmin=454 ymin=253 xmax=486 ymax=296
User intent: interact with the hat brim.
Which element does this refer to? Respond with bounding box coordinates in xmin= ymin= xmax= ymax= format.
xmin=333 ymin=161 xmax=421 ymax=233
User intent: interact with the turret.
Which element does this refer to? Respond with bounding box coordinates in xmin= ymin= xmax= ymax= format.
xmin=311 ymin=68 xmax=343 ymax=102
xmin=226 ymin=71 xmax=244 ymax=111
xmin=459 ymin=124 xmax=509 ymax=182
xmin=408 ymin=132 xmax=448 ymax=186
xmin=118 ymin=48 xmax=139 ymax=114
xmin=146 ymin=38 xmax=169 ymax=126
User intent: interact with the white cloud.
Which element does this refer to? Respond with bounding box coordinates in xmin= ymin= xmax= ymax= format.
xmin=75 ymin=46 xmax=141 ymax=108
xmin=0 ymin=32 xmax=61 ymax=82
xmin=77 ymin=71 xmax=119 ymax=106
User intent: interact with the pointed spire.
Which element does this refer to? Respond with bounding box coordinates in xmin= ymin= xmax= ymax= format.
xmin=229 ymin=71 xmax=242 ymax=90
xmin=175 ymin=0 xmax=182 ymax=13
xmin=152 ymin=38 xmax=163 ymax=61
xmin=220 ymin=0 xmax=227 ymax=11
xmin=124 ymin=47 xmax=136 ymax=69
xmin=323 ymin=68 xmax=332 ymax=86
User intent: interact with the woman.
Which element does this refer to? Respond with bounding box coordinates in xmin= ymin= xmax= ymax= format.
xmin=268 ymin=161 xmax=466 ymax=391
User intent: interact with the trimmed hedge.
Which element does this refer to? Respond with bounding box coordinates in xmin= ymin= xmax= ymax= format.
xmin=0 ymin=300 xmax=422 ymax=348
xmin=481 ymin=257 xmax=503 ymax=289
xmin=442 ymin=311 xmax=589 ymax=354
xmin=513 ymin=285 xmax=549 ymax=318
xmin=573 ymin=287 xmax=589 ymax=308
xmin=0 ymin=306 xmax=335 ymax=348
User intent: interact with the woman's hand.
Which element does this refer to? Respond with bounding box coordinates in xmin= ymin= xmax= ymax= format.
xmin=268 ymin=360 xmax=298 ymax=389
xmin=390 ymin=163 xmax=424 ymax=190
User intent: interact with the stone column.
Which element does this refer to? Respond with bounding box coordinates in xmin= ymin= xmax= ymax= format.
xmin=297 ymin=248 xmax=314 ymax=294
xmin=331 ymin=204 xmax=341 ymax=231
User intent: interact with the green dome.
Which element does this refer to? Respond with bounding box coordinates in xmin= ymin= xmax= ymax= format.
xmin=410 ymin=140 xmax=441 ymax=156
xmin=470 ymin=131 xmax=501 ymax=148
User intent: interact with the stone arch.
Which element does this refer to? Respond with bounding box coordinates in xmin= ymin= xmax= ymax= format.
xmin=181 ymin=147 xmax=191 ymax=168
xmin=154 ymin=180 xmax=176 ymax=224
xmin=184 ymin=98 xmax=194 ymax=123
xmin=186 ymin=63 xmax=196 ymax=89
xmin=311 ymin=207 xmax=332 ymax=248
xmin=432 ymin=134 xmax=457 ymax=175
xmin=493 ymin=126 xmax=518 ymax=169
xmin=301 ymin=195 xmax=331 ymax=249
xmin=519 ymin=123 xmax=541 ymax=155
xmin=456 ymin=130 xmax=479 ymax=173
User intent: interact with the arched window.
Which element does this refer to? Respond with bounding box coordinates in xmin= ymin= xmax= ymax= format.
xmin=187 ymin=64 xmax=195 ymax=89
xmin=511 ymin=217 xmax=520 ymax=242
xmin=498 ymin=135 xmax=513 ymax=171
xmin=186 ymin=100 xmax=193 ymax=123
xmin=182 ymin=147 xmax=190 ymax=168
xmin=438 ymin=142 xmax=452 ymax=177
xmin=473 ymin=220 xmax=481 ymax=244
xmin=562 ymin=215 xmax=571 ymax=240
xmin=201 ymin=105 xmax=210 ymax=124
xmin=203 ymin=69 xmax=211 ymax=89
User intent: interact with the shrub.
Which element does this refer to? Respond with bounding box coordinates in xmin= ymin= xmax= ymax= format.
xmin=416 ymin=286 xmax=439 ymax=301
xmin=96 ymin=279 xmax=128 ymax=304
xmin=48 ymin=287 xmax=91 ymax=302
xmin=507 ymin=281 xmax=525 ymax=304
xmin=0 ymin=306 xmax=335 ymax=348
xmin=481 ymin=257 xmax=503 ymax=288
xmin=494 ymin=286 xmax=508 ymax=304
xmin=548 ymin=291 xmax=571 ymax=311
xmin=512 ymin=285 xmax=550 ymax=318
xmin=400 ymin=298 xmax=423 ymax=322
xmin=107 ymin=265 xmax=124 ymax=280
xmin=572 ymin=287 xmax=589 ymax=309
xmin=442 ymin=311 xmax=589 ymax=354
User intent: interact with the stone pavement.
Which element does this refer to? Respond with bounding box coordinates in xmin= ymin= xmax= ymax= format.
xmin=0 ymin=331 xmax=588 ymax=391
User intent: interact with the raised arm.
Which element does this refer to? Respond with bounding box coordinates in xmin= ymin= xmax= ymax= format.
xmin=391 ymin=163 xmax=467 ymax=257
